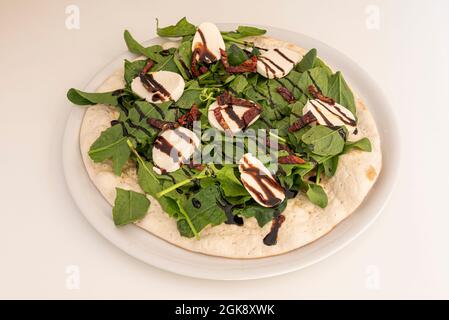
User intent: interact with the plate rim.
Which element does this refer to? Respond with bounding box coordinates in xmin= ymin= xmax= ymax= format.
xmin=62 ymin=23 xmax=400 ymax=280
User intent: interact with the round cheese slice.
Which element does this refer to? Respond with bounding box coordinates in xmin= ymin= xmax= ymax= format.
xmin=131 ymin=71 xmax=185 ymax=104
xmin=256 ymin=48 xmax=302 ymax=79
xmin=239 ymin=153 xmax=285 ymax=207
xmin=208 ymin=100 xmax=261 ymax=135
xmin=303 ymin=99 xmax=357 ymax=134
xmin=191 ymin=22 xmax=225 ymax=62
xmin=152 ymin=127 xmax=200 ymax=174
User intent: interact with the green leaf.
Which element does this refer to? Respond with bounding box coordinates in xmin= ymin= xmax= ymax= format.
xmin=227 ymin=44 xmax=249 ymax=66
xmin=306 ymin=183 xmax=328 ymax=208
xmin=229 ymin=75 xmax=248 ymax=93
xmin=124 ymin=30 xmax=164 ymax=62
xmin=112 ymin=188 xmax=150 ymax=226
xmin=176 ymin=82 xmax=202 ymax=108
xmin=222 ymin=26 xmax=266 ymax=39
xmin=176 ymin=183 xmax=227 ymax=238
xmin=296 ymin=48 xmax=317 ymax=72
xmin=88 ymin=125 xmax=131 ymax=175
xmin=174 ymin=40 xmax=192 ymax=79
xmin=215 ymin=165 xmax=249 ymax=197
xmin=322 ymin=156 xmax=339 ymax=177
xmin=157 ymin=17 xmax=196 ymax=37
xmin=301 ymin=126 xmax=345 ymax=156
xmin=67 ymin=88 xmax=118 ymax=106
xmin=327 ymin=71 xmax=356 ymax=115
xmin=343 ymin=137 xmax=372 ymax=153
xmin=235 ymin=200 xmax=287 ymax=227
xmin=124 ymin=59 xmax=146 ymax=84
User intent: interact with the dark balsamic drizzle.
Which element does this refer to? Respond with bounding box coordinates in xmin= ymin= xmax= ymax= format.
xmin=150 ymin=102 xmax=166 ymax=118
xmin=240 ymin=157 xmax=284 ymax=207
xmin=274 ymin=48 xmax=295 ymax=65
xmin=133 ymin=102 xmax=146 ymax=121
xmin=154 ymin=136 xmax=180 ymax=162
xmin=263 ymin=212 xmax=285 ymax=246
xmin=216 ymin=196 xmax=244 ymax=226
xmin=139 ymin=73 xmax=172 ymax=101
xmin=191 ymin=198 xmax=202 ymax=208
xmin=125 ymin=119 xmax=153 ymax=138
xmin=307 ymin=71 xmax=323 ymax=93
xmin=110 ymin=120 xmax=137 ymax=141
xmin=314 ymin=100 xmax=356 ymax=126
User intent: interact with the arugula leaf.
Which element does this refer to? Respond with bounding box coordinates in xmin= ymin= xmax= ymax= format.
xmin=227 ymin=44 xmax=249 ymax=66
xmin=112 ymin=188 xmax=150 ymax=226
xmin=296 ymin=48 xmax=317 ymax=72
xmin=306 ymin=183 xmax=328 ymax=208
xmin=343 ymin=137 xmax=372 ymax=153
xmin=235 ymin=200 xmax=288 ymax=227
xmin=67 ymin=88 xmax=118 ymax=106
xmin=156 ymin=17 xmax=196 ymax=37
xmin=301 ymin=126 xmax=345 ymax=156
xmin=327 ymin=71 xmax=356 ymax=115
xmin=176 ymin=183 xmax=227 ymax=238
xmin=88 ymin=125 xmax=131 ymax=175
xmin=222 ymin=26 xmax=266 ymax=39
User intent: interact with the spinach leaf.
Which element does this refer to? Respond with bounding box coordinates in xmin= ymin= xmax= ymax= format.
xmin=327 ymin=71 xmax=356 ymax=115
xmin=124 ymin=59 xmax=147 ymax=84
xmin=343 ymin=137 xmax=372 ymax=153
xmin=322 ymin=156 xmax=339 ymax=177
xmin=157 ymin=17 xmax=196 ymax=37
xmin=296 ymin=48 xmax=317 ymax=72
xmin=112 ymin=188 xmax=150 ymax=226
xmin=227 ymin=44 xmax=249 ymax=66
xmin=176 ymin=82 xmax=202 ymax=109
xmin=306 ymin=183 xmax=328 ymax=208
xmin=174 ymin=40 xmax=192 ymax=80
xmin=67 ymin=88 xmax=118 ymax=106
xmin=229 ymin=75 xmax=248 ymax=93
xmin=215 ymin=165 xmax=248 ymax=197
xmin=301 ymin=126 xmax=345 ymax=156
xmin=88 ymin=125 xmax=131 ymax=175
xmin=223 ymin=26 xmax=266 ymax=39
xmin=123 ymin=30 xmax=164 ymax=62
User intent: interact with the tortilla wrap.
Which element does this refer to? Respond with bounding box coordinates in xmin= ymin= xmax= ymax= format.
xmin=79 ymin=36 xmax=382 ymax=259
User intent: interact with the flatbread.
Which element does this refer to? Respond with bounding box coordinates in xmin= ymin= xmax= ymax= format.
xmin=79 ymin=36 xmax=382 ymax=259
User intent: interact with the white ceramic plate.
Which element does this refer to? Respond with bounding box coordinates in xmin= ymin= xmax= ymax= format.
xmin=63 ymin=24 xmax=399 ymax=280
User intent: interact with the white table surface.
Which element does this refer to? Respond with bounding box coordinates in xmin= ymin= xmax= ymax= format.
xmin=1 ymin=0 xmax=448 ymax=299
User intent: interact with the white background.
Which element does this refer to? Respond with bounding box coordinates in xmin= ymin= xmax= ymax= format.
xmin=1 ymin=0 xmax=448 ymax=299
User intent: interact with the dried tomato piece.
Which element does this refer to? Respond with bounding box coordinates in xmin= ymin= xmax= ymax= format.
xmin=278 ymin=155 xmax=306 ymax=164
xmin=141 ymin=58 xmax=155 ymax=74
xmin=288 ymin=111 xmax=317 ymax=132
xmin=177 ymin=104 xmax=202 ymax=128
xmin=220 ymin=48 xmax=257 ymax=73
xmin=276 ymin=86 xmax=296 ymax=103
xmin=147 ymin=118 xmax=179 ymax=131
xmin=308 ymin=85 xmax=335 ymax=105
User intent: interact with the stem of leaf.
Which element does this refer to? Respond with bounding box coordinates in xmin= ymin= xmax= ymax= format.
xmin=268 ymin=131 xmax=287 ymax=143
xmin=222 ymin=35 xmax=254 ymax=47
xmin=126 ymin=140 xmax=158 ymax=180
xmin=155 ymin=169 xmax=210 ymax=198
xmin=176 ymin=200 xmax=200 ymax=240
xmin=316 ymin=165 xmax=322 ymax=185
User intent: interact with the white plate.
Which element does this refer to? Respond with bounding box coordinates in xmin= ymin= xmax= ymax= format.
xmin=63 ymin=24 xmax=399 ymax=280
